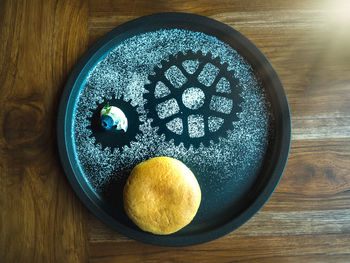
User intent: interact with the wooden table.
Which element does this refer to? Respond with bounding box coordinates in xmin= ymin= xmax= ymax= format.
xmin=1 ymin=0 xmax=350 ymax=262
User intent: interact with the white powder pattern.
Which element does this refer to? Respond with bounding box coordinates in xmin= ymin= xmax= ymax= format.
xmin=165 ymin=65 xmax=187 ymax=88
xmin=188 ymin=114 xmax=205 ymax=138
xmin=166 ymin=117 xmax=183 ymax=135
xmin=197 ymin=63 xmax=220 ymax=87
xmin=154 ymin=81 xmax=171 ymax=99
xmin=208 ymin=116 xmax=224 ymax=132
xmin=210 ymin=95 xmax=233 ymax=114
xmin=72 ymin=29 xmax=274 ymax=194
xmin=216 ymin=77 xmax=231 ymax=94
xmin=156 ymin=98 xmax=179 ymax=119
xmin=182 ymin=87 xmax=205 ymax=110
xmin=182 ymin=60 xmax=199 ymax=74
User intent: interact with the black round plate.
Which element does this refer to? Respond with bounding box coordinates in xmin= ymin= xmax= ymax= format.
xmin=57 ymin=13 xmax=291 ymax=246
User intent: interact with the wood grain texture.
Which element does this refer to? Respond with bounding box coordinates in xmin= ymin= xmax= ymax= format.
xmin=89 ymin=209 xmax=350 ymax=241
xmin=89 ymin=235 xmax=350 ymax=263
xmin=0 ymin=0 xmax=89 ymax=262
xmin=1 ymin=0 xmax=350 ymax=262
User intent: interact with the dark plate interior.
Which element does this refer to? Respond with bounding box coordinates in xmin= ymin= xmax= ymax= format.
xmin=57 ymin=13 xmax=291 ymax=246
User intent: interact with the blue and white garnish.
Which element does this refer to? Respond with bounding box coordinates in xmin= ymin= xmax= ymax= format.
xmin=100 ymin=103 xmax=128 ymax=132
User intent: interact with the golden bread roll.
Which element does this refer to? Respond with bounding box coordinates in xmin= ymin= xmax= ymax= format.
xmin=123 ymin=157 xmax=201 ymax=235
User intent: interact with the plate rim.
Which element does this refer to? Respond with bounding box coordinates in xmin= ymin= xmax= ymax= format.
xmin=57 ymin=12 xmax=291 ymax=246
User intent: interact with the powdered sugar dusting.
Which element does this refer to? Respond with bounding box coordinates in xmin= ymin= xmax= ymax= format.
xmin=182 ymin=60 xmax=199 ymax=74
xmin=208 ymin=116 xmax=224 ymax=132
xmin=182 ymin=87 xmax=205 ymax=110
xmin=156 ymin=98 xmax=179 ymax=119
xmin=198 ymin=63 xmax=219 ymax=87
xmin=154 ymin=81 xmax=171 ymax=99
xmin=72 ymin=29 xmax=274 ymax=195
xmin=188 ymin=114 xmax=205 ymax=138
xmin=210 ymin=95 xmax=233 ymax=114
xmin=165 ymin=65 xmax=187 ymax=88
xmin=166 ymin=117 xmax=183 ymax=135
xmin=216 ymin=77 xmax=231 ymax=94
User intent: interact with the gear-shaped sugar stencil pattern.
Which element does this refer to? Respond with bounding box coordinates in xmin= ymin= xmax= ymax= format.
xmin=144 ymin=50 xmax=244 ymax=148
xmin=86 ymin=96 xmax=142 ymax=150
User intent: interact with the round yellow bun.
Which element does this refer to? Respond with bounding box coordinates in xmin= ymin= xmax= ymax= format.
xmin=123 ymin=157 xmax=201 ymax=235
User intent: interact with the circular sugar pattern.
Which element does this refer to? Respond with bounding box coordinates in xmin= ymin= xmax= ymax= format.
xmin=144 ymin=50 xmax=243 ymax=147
xmin=72 ymin=29 xmax=274 ymax=197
